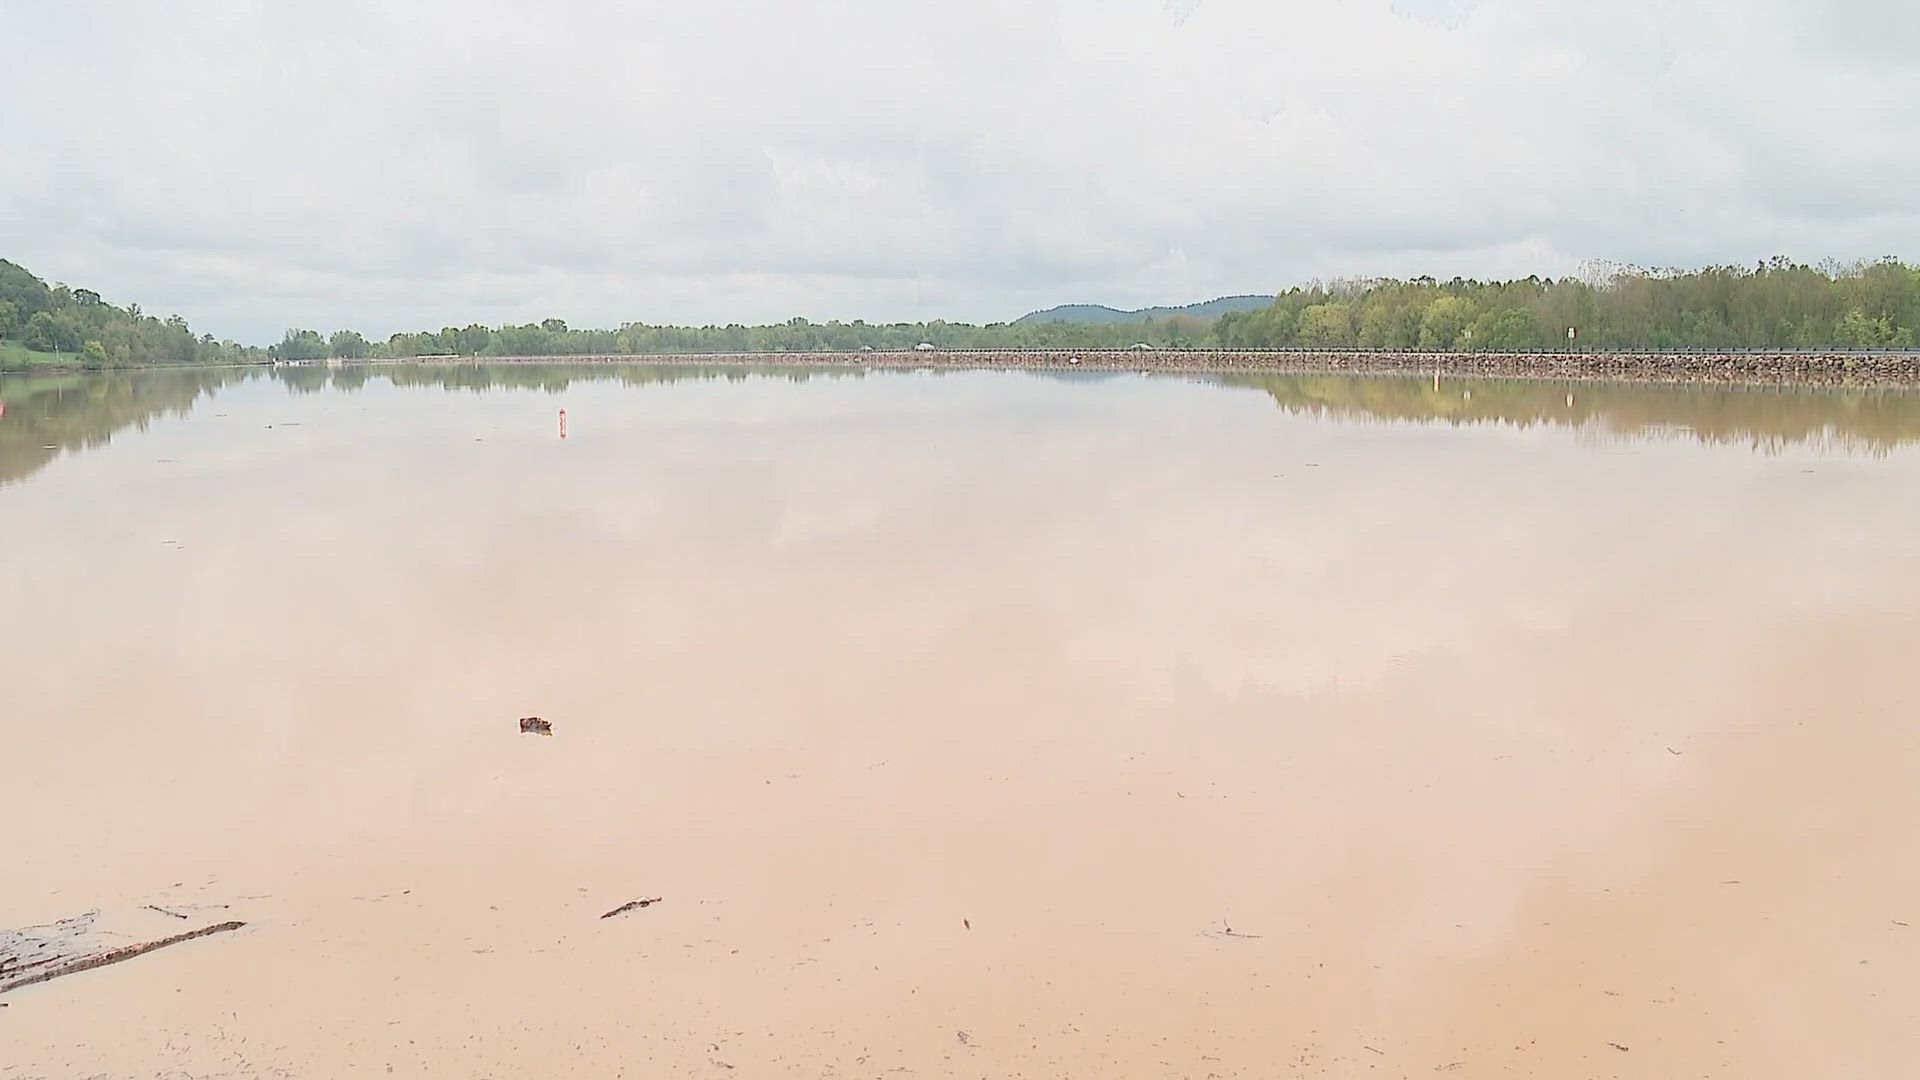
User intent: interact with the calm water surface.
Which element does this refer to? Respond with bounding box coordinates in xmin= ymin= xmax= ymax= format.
xmin=3 ymin=365 xmax=1919 ymax=1078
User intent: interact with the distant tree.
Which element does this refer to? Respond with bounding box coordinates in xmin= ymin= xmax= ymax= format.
xmin=1835 ymin=307 xmax=1915 ymax=349
xmin=388 ymin=331 xmax=447 ymax=357
xmin=496 ymin=324 xmax=552 ymax=355
xmin=1256 ymin=304 xmax=1301 ymax=346
xmin=23 ymin=310 xmax=83 ymax=352
xmin=1356 ymin=300 xmax=1403 ymax=348
xmin=275 ymin=328 xmax=329 ymax=361
xmin=329 ymin=329 xmax=370 ymax=358
xmin=1214 ymin=310 xmax=1256 ymax=348
xmin=1296 ymin=303 xmax=1354 ymax=347
xmin=1477 ymin=309 xmax=1545 ymax=350
xmin=1417 ymin=296 xmax=1476 ymax=350
xmin=452 ymin=324 xmax=493 ymax=355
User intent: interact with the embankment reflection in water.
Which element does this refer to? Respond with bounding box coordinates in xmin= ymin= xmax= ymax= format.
xmin=1219 ymin=371 xmax=1920 ymax=456
xmin=291 ymin=361 xmax=1920 ymax=457
xmin=0 ymin=368 xmax=256 ymax=488
xmin=6 ymin=364 xmax=1919 ymax=491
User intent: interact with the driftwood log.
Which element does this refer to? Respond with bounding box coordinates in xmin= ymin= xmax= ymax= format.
xmin=1 ymin=917 xmax=246 ymax=995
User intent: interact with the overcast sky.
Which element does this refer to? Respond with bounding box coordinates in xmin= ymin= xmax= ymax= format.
xmin=5 ymin=0 xmax=1917 ymax=343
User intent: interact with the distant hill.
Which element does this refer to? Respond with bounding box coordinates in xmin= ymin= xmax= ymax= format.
xmin=1014 ymin=295 xmax=1274 ymax=325
xmin=0 ymin=257 xmax=257 ymax=369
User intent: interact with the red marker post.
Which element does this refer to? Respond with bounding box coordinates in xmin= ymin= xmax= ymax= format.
xmin=559 ymin=408 xmax=568 ymax=440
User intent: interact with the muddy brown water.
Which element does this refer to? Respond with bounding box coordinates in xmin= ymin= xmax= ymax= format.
xmin=3 ymin=365 xmax=1918 ymax=1078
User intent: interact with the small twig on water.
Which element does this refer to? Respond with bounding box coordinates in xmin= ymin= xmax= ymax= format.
xmin=144 ymin=905 xmax=189 ymax=920
xmin=1208 ymin=919 xmax=1262 ymax=939
xmin=600 ymin=897 xmax=663 ymax=919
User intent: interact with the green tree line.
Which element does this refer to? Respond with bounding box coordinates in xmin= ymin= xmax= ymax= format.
xmin=0 ymin=260 xmax=262 ymax=369
xmin=10 ymin=254 xmax=1920 ymax=370
xmin=283 ymin=258 xmax=1918 ymax=360
xmin=1215 ymin=258 xmax=1920 ymax=351
xmin=296 ymin=314 xmax=1212 ymax=361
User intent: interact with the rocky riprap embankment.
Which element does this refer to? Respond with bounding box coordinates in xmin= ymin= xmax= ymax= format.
xmin=456 ymin=350 xmax=1920 ymax=386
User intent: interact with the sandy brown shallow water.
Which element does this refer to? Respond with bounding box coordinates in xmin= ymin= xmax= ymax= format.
xmin=3 ymin=365 xmax=1919 ymax=1078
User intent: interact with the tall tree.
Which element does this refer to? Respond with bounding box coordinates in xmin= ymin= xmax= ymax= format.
xmin=275 ymin=328 xmax=329 ymax=361
xmin=329 ymin=329 xmax=370 ymax=358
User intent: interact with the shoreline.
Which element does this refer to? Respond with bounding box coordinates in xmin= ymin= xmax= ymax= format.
xmin=9 ymin=350 xmax=1920 ymax=389
xmin=371 ymin=349 xmax=1920 ymax=389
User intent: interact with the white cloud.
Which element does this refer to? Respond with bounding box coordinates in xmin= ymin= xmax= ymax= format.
xmin=2 ymin=0 xmax=1915 ymax=342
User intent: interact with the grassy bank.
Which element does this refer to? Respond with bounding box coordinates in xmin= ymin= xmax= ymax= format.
xmin=0 ymin=345 xmax=267 ymax=374
xmin=0 ymin=342 xmax=85 ymax=371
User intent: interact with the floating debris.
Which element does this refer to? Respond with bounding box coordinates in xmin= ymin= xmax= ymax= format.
xmin=600 ymin=897 xmax=663 ymax=919
xmin=518 ymin=716 xmax=552 ymax=735
xmin=1203 ymin=918 xmax=1262 ymax=940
